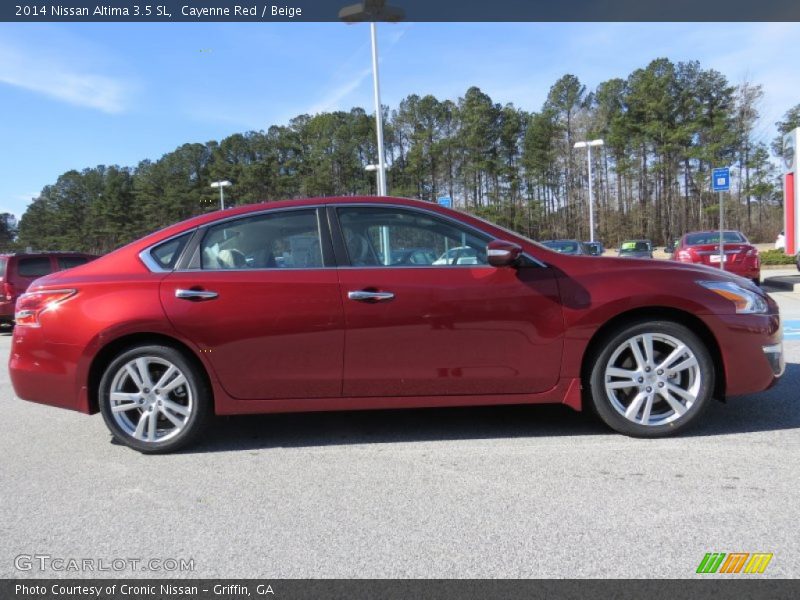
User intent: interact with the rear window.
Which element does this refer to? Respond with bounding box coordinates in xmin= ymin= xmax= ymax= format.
xmin=685 ymin=232 xmax=745 ymax=245
xmin=57 ymin=256 xmax=89 ymax=270
xmin=0 ymin=258 xmax=6 ymax=277
xmin=150 ymin=233 xmax=191 ymax=270
xmin=18 ymin=257 xmax=53 ymax=278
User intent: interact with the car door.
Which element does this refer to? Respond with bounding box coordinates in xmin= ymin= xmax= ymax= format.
xmin=159 ymin=207 xmax=344 ymax=400
xmin=332 ymin=205 xmax=564 ymax=398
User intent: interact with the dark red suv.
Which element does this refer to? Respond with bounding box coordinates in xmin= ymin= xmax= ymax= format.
xmin=0 ymin=252 xmax=97 ymax=326
xmin=8 ymin=197 xmax=783 ymax=453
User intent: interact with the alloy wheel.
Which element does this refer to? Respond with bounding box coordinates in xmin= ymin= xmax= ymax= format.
xmin=108 ymin=356 xmax=193 ymax=443
xmin=603 ymin=332 xmax=702 ymax=427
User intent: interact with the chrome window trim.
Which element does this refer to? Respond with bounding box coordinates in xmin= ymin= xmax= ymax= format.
xmin=138 ymin=229 xmax=197 ymax=273
xmin=171 ymin=267 xmax=333 ymax=274
xmin=138 ymin=201 xmax=548 ymax=272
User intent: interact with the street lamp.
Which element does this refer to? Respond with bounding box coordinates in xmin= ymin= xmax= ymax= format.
xmin=210 ymin=180 xmax=232 ymax=211
xmin=365 ymin=163 xmax=391 ymax=196
xmin=340 ymin=1 xmax=404 ymax=196
xmin=573 ymin=139 xmax=604 ymax=243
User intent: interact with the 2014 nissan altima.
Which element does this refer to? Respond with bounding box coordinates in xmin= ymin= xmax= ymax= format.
xmin=9 ymin=197 xmax=784 ymax=453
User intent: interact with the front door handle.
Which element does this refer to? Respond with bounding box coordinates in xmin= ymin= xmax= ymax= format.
xmin=348 ymin=290 xmax=395 ymax=303
xmin=175 ymin=289 xmax=219 ymax=301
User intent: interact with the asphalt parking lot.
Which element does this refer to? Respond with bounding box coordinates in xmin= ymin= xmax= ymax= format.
xmin=1 ymin=293 xmax=799 ymax=579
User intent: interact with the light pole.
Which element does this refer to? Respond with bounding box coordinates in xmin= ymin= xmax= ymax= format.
xmin=210 ymin=180 xmax=232 ymax=211
xmin=574 ymin=139 xmax=604 ymax=243
xmin=340 ymin=1 xmax=404 ymax=196
xmin=369 ymin=22 xmax=387 ymax=196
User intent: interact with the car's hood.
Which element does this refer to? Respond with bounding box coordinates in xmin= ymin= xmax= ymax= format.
xmin=555 ymin=254 xmax=756 ymax=286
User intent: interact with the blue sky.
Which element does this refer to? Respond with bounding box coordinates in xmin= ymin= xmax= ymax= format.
xmin=1 ymin=22 xmax=798 ymax=219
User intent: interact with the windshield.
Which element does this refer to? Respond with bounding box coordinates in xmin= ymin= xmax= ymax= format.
xmin=543 ymin=241 xmax=581 ymax=253
xmin=685 ymin=231 xmax=746 ymax=245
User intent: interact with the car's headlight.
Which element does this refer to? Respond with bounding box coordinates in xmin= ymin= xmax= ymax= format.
xmin=697 ymin=280 xmax=768 ymax=314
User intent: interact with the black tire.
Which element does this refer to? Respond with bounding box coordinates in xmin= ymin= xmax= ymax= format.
xmin=99 ymin=344 xmax=211 ymax=453
xmin=587 ymin=320 xmax=715 ymax=437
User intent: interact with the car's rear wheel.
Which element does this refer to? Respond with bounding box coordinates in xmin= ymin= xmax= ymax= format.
xmin=588 ymin=320 xmax=715 ymax=437
xmin=99 ymin=345 xmax=211 ymax=453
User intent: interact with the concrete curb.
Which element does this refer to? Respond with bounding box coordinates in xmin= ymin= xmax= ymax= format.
xmin=764 ymin=275 xmax=800 ymax=292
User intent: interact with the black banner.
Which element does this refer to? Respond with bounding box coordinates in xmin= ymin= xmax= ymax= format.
xmin=2 ymin=0 xmax=800 ymax=22
xmin=4 ymin=579 xmax=800 ymax=600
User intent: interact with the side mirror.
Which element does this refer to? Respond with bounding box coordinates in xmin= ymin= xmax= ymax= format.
xmin=487 ymin=239 xmax=522 ymax=267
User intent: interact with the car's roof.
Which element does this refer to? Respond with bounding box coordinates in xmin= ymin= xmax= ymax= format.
xmin=682 ymin=230 xmax=743 ymax=235
xmin=104 ymin=195 xmax=531 ymax=264
xmin=0 ymin=251 xmax=95 ymax=258
xmin=146 ymin=196 xmax=449 ymax=233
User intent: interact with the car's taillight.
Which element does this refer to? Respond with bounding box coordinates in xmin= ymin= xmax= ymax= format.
xmin=14 ymin=289 xmax=76 ymax=327
xmin=676 ymin=250 xmax=693 ymax=262
xmin=745 ymin=247 xmax=759 ymax=257
xmin=2 ymin=281 xmax=14 ymax=301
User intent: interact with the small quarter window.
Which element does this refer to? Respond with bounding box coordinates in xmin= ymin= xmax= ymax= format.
xmin=150 ymin=234 xmax=191 ymax=270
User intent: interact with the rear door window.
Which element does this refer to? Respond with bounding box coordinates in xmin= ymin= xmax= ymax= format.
xmin=17 ymin=257 xmax=54 ymax=278
xmin=200 ymin=210 xmax=323 ymax=270
xmin=57 ymin=256 xmax=89 ymax=270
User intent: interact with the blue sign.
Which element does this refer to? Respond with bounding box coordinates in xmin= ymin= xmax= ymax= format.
xmin=712 ymin=167 xmax=730 ymax=192
xmin=437 ymin=197 xmax=452 ymax=208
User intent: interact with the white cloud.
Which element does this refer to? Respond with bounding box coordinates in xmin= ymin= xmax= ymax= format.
xmin=306 ymin=66 xmax=374 ymax=115
xmin=303 ymin=23 xmax=411 ymax=116
xmin=0 ymin=39 xmax=131 ymax=113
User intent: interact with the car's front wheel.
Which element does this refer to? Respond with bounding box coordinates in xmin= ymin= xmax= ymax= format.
xmin=99 ymin=345 xmax=211 ymax=453
xmin=588 ymin=320 xmax=715 ymax=437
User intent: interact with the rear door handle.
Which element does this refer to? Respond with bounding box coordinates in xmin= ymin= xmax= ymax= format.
xmin=348 ymin=290 xmax=395 ymax=303
xmin=175 ymin=289 xmax=219 ymax=301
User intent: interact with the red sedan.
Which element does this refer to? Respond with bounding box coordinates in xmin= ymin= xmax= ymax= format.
xmin=672 ymin=230 xmax=761 ymax=284
xmin=9 ymin=197 xmax=783 ymax=453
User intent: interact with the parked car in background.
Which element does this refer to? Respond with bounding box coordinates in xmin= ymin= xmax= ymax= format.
xmin=432 ymin=246 xmax=482 ymax=265
xmin=618 ymin=240 xmax=654 ymax=259
xmin=0 ymin=252 xmax=97 ymax=327
xmin=664 ymin=238 xmax=679 ymax=254
xmin=671 ymin=231 xmax=760 ymax=285
xmin=540 ymin=239 xmax=592 ymax=255
xmin=9 ymin=197 xmax=783 ymax=453
xmin=390 ymin=248 xmax=437 ymax=266
xmin=584 ymin=241 xmax=605 ymax=256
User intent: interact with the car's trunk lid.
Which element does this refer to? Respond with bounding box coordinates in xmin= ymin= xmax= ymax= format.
xmin=689 ymin=243 xmax=751 ymax=265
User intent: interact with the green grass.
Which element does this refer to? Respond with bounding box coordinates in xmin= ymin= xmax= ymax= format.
xmin=760 ymin=249 xmax=796 ymax=265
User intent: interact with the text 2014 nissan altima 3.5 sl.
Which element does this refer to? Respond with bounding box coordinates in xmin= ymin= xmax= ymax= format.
xmin=9 ymin=197 xmax=784 ymax=453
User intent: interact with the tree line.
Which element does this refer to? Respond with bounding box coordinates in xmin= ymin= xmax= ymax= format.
xmin=9 ymin=57 xmax=800 ymax=255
